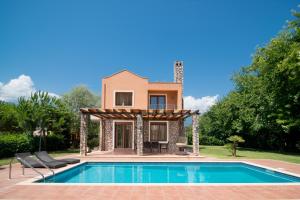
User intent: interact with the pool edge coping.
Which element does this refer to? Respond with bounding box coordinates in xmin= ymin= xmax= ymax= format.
xmin=17 ymin=160 xmax=300 ymax=186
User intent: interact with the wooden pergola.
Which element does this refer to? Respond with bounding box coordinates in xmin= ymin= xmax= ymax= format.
xmin=79 ymin=108 xmax=200 ymax=156
xmin=79 ymin=108 xmax=199 ymax=120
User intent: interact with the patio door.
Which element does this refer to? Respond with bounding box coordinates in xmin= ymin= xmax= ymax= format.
xmin=114 ymin=122 xmax=132 ymax=148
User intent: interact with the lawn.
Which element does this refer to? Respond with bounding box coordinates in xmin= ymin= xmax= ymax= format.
xmin=200 ymin=145 xmax=300 ymax=164
xmin=0 ymin=149 xmax=79 ymax=166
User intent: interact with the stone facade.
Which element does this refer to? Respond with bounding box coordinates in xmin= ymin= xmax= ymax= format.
xmin=174 ymin=61 xmax=184 ymax=94
xmin=143 ymin=120 xmax=149 ymax=141
xmin=192 ymin=114 xmax=200 ymax=155
xmin=100 ymin=118 xmax=183 ymax=154
xmin=98 ymin=119 xmax=103 ymax=150
xmin=167 ymin=120 xmax=181 ymax=153
xmin=104 ymin=119 xmax=113 ymax=151
xmin=80 ymin=113 xmax=89 ymax=156
xmin=136 ymin=114 xmax=143 ymax=155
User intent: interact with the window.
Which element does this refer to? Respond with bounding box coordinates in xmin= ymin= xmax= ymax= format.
xmin=150 ymin=122 xmax=167 ymax=142
xmin=150 ymin=95 xmax=166 ymax=109
xmin=115 ymin=92 xmax=133 ymax=106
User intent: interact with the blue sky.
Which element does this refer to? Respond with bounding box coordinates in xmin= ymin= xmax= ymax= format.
xmin=0 ymin=0 xmax=298 ymax=110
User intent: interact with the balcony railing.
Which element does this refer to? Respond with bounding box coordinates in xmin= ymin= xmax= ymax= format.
xmin=148 ymin=104 xmax=177 ymax=110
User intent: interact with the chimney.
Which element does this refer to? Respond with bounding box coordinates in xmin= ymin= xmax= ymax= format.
xmin=174 ymin=60 xmax=184 ymax=85
xmin=174 ymin=61 xmax=184 ymax=115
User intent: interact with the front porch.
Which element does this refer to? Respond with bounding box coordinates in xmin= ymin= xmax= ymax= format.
xmin=79 ymin=108 xmax=200 ymax=156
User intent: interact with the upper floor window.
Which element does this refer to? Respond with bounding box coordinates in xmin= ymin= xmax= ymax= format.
xmin=115 ymin=92 xmax=133 ymax=106
xmin=150 ymin=95 xmax=166 ymax=109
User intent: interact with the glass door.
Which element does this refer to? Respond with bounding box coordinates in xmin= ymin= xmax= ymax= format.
xmin=115 ymin=122 xmax=132 ymax=148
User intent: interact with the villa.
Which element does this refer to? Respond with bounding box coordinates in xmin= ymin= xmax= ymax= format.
xmin=79 ymin=61 xmax=200 ymax=156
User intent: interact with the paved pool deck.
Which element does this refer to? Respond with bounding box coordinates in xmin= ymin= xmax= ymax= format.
xmin=1 ymin=153 xmax=300 ymax=200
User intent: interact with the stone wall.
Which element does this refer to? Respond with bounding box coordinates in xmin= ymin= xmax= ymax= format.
xmin=136 ymin=114 xmax=143 ymax=155
xmin=104 ymin=119 xmax=113 ymax=151
xmin=101 ymin=118 xmax=183 ymax=154
xmin=145 ymin=120 xmax=182 ymax=154
xmin=80 ymin=113 xmax=89 ymax=156
xmin=168 ymin=120 xmax=181 ymax=153
xmin=143 ymin=120 xmax=149 ymax=142
xmin=174 ymin=61 xmax=184 ymax=94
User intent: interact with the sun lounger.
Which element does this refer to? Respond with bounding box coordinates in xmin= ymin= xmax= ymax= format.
xmin=35 ymin=151 xmax=80 ymax=165
xmin=11 ymin=152 xmax=55 ymax=180
xmin=34 ymin=151 xmax=67 ymax=168
xmin=15 ymin=152 xmax=45 ymax=168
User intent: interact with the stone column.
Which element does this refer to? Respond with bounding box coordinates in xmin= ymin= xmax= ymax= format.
xmin=192 ymin=114 xmax=200 ymax=156
xmin=80 ymin=113 xmax=89 ymax=156
xmin=136 ymin=114 xmax=143 ymax=156
xmin=98 ymin=119 xmax=103 ymax=151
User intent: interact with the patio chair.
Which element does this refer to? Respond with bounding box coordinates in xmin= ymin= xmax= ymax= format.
xmin=143 ymin=141 xmax=152 ymax=153
xmin=34 ymin=152 xmax=67 ymax=168
xmin=151 ymin=141 xmax=159 ymax=153
xmin=35 ymin=151 xmax=80 ymax=165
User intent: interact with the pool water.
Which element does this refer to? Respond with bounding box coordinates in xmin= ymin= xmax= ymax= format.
xmin=39 ymin=162 xmax=300 ymax=184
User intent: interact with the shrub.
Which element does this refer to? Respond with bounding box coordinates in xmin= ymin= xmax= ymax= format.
xmin=200 ymin=135 xmax=225 ymax=146
xmin=33 ymin=133 xmax=67 ymax=151
xmin=226 ymin=135 xmax=245 ymax=157
xmin=88 ymin=137 xmax=99 ymax=150
xmin=187 ymin=130 xmax=225 ymax=146
xmin=0 ymin=132 xmax=67 ymax=158
xmin=0 ymin=133 xmax=32 ymax=158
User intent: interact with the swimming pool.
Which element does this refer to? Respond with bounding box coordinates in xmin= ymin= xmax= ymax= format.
xmin=38 ymin=162 xmax=300 ymax=184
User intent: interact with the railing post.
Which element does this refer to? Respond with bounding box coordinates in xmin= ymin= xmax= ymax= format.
xmin=8 ymin=158 xmax=13 ymax=179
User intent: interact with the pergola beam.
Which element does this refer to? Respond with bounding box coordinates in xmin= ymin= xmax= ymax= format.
xmin=79 ymin=108 xmax=199 ymax=120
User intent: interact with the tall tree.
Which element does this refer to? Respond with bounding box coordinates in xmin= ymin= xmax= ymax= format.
xmin=62 ymin=85 xmax=100 ymax=147
xmin=199 ymin=10 xmax=300 ymax=152
xmin=17 ymin=91 xmax=72 ymax=150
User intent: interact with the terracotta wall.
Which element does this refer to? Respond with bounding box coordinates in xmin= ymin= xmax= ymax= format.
xmin=148 ymin=91 xmax=178 ymax=109
xmin=101 ymin=70 xmax=183 ymax=110
xmin=102 ymin=71 xmax=148 ymax=109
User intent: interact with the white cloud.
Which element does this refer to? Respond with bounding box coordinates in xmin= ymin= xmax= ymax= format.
xmin=0 ymin=74 xmax=59 ymax=102
xmin=184 ymin=95 xmax=219 ymax=114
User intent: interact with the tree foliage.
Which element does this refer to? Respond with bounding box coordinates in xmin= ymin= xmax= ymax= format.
xmin=62 ymin=85 xmax=100 ymax=147
xmin=199 ymin=11 xmax=300 ymax=152
xmin=0 ymin=101 xmax=20 ymax=132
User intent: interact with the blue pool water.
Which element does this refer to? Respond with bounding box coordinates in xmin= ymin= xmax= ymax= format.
xmin=39 ymin=162 xmax=300 ymax=184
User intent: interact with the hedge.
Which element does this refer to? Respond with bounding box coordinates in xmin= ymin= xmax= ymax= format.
xmin=187 ymin=132 xmax=225 ymax=146
xmin=0 ymin=133 xmax=67 ymax=158
xmin=200 ymin=135 xmax=225 ymax=146
xmin=0 ymin=133 xmax=32 ymax=158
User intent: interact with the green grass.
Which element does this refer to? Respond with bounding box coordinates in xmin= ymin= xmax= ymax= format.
xmin=200 ymin=145 xmax=300 ymax=164
xmin=0 ymin=149 xmax=79 ymax=166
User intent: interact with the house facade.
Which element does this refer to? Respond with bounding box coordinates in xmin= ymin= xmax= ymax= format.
xmin=79 ymin=61 xmax=200 ymax=156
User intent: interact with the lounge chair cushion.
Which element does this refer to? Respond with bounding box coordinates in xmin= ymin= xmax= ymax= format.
xmin=44 ymin=161 xmax=67 ymax=168
xmin=35 ymin=151 xmax=80 ymax=165
xmin=58 ymin=158 xmax=80 ymax=164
